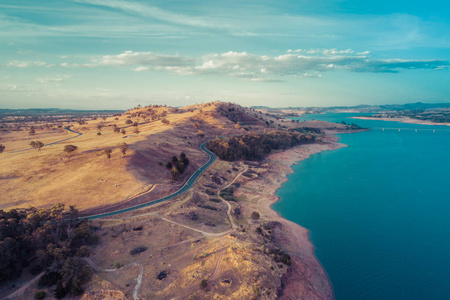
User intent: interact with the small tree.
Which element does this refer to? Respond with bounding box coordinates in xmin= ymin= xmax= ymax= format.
xmin=171 ymin=167 xmax=180 ymax=181
xmin=29 ymin=126 xmax=36 ymax=135
xmin=97 ymin=124 xmax=103 ymax=131
xmin=0 ymin=144 xmax=6 ymax=154
xmin=196 ymin=130 xmax=205 ymax=138
xmin=161 ymin=118 xmax=170 ymax=125
xmin=125 ymin=119 xmax=133 ymax=125
xmin=133 ymin=127 xmax=140 ymax=134
xmin=121 ymin=128 xmax=126 ymax=135
xmin=251 ymin=211 xmax=260 ymax=221
xmin=119 ymin=143 xmax=128 ymax=156
xmin=113 ymin=126 xmax=121 ymax=133
xmin=200 ymin=279 xmax=208 ymax=290
xmin=64 ymin=145 xmax=78 ymax=159
xmin=104 ymin=148 xmax=112 ymax=160
xmin=30 ymin=141 xmax=44 ymax=151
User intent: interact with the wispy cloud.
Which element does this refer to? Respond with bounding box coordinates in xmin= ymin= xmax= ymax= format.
xmin=7 ymin=61 xmax=48 ymax=68
xmin=75 ymin=0 xmax=223 ymax=29
xmin=93 ymin=49 xmax=449 ymax=80
xmin=6 ymin=49 xmax=449 ymax=81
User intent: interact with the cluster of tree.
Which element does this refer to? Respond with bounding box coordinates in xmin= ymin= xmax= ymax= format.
xmin=206 ymin=130 xmax=316 ymax=161
xmin=0 ymin=204 xmax=96 ymax=297
xmin=166 ymin=152 xmax=190 ymax=181
xmin=30 ymin=140 xmax=44 ymax=151
xmin=103 ymin=143 xmax=128 ymax=160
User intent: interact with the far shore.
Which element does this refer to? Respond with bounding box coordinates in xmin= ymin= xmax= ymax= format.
xmin=352 ymin=116 xmax=450 ymax=127
xmin=236 ymin=137 xmax=346 ymax=299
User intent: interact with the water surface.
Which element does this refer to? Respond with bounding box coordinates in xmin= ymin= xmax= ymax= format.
xmin=272 ymin=113 xmax=450 ymax=299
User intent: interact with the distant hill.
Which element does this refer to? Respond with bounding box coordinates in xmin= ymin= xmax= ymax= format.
xmin=0 ymin=108 xmax=124 ymax=116
xmin=252 ymin=102 xmax=450 ymax=113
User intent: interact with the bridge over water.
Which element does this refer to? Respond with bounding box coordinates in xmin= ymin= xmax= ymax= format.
xmin=371 ymin=127 xmax=450 ymax=132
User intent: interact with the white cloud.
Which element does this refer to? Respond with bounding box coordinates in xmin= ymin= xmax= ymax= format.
xmin=75 ymin=0 xmax=222 ymax=29
xmin=7 ymin=61 xmax=47 ymax=68
xmin=92 ymin=49 xmax=449 ymax=80
xmin=36 ymin=75 xmax=70 ymax=83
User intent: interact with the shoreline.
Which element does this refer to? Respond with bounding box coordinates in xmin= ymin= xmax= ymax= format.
xmin=352 ymin=116 xmax=450 ymax=127
xmin=236 ymin=140 xmax=346 ymax=299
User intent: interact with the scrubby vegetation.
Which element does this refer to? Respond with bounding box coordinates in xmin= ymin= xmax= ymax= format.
xmin=206 ymin=130 xmax=316 ymax=161
xmin=167 ymin=152 xmax=190 ymax=181
xmin=0 ymin=204 xmax=96 ymax=296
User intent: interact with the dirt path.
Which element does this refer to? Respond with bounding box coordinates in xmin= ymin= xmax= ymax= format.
xmin=217 ymin=163 xmax=248 ymax=230
xmin=84 ymin=258 xmax=144 ymax=300
xmin=171 ymin=245 xmax=227 ymax=300
xmin=5 ymin=272 xmax=45 ymax=299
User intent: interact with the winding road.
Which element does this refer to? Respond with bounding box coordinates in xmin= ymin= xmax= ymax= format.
xmin=8 ymin=127 xmax=83 ymax=154
xmin=85 ymin=142 xmax=217 ymax=220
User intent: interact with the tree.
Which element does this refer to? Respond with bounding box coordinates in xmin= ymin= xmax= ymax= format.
xmin=196 ymin=130 xmax=205 ymax=138
xmin=172 ymin=156 xmax=178 ymax=163
xmin=161 ymin=118 xmax=170 ymax=125
xmin=104 ymin=148 xmax=112 ymax=160
xmin=125 ymin=119 xmax=133 ymax=125
xmin=121 ymin=128 xmax=126 ymax=135
xmin=30 ymin=141 xmax=44 ymax=151
xmin=97 ymin=124 xmax=103 ymax=131
xmin=29 ymin=126 xmax=36 ymax=135
xmin=119 ymin=143 xmax=128 ymax=156
xmin=251 ymin=211 xmax=260 ymax=220
xmin=171 ymin=167 xmax=180 ymax=181
xmin=0 ymin=144 xmax=6 ymax=154
xmin=64 ymin=145 xmax=78 ymax=159
xmin=133 ymin=127 xmax=140 ymax=134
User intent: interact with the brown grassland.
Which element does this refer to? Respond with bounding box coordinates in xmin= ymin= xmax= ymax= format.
xmin=0 ymin=101 xmax=354 ymax=299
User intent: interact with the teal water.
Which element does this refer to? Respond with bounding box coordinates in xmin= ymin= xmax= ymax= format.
xmin=272 ymin=113 xmax=450 ymax=300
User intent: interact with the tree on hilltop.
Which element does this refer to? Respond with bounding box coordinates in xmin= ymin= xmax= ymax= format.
xmin=104 ymin=148 xmax=112 ymax=160
xmin=30 ymin=141 xmax=44 ymax=151
xmin=0 ymin=144 xmax=5 ymax=154
xmin=118 ymin=143 xmax=128 ymax=156
xmin=64 ymin=145 xmax=78 ymax=159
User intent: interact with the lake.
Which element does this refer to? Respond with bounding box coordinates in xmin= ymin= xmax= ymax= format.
xmin=272 ymin=113 xmax=450 ymax=299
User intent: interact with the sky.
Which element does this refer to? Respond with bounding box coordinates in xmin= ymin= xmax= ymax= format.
xmin=1 ymin=0 xmax=449 ymax=109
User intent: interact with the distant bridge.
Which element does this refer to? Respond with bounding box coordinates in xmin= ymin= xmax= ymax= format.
xmin=371 ymin=127 xmax=450 ymax=132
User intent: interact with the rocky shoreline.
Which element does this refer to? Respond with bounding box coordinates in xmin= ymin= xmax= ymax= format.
xmin=236 ymin=141 xmax=346 ymax=299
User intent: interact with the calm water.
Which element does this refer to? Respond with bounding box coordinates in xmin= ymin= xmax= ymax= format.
xmin=272 ymin=113 xmax=450 ymax=300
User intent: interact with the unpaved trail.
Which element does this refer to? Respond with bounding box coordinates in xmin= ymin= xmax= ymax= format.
xmin=84 ymin=258 xmax=144 ymax=300
xmin=217 ymin=163 xmax=248 ymax=230
xmin=5 ymin=272 xmax=45 ymax=299
xmin=171 ymin=244 xmax=227 ymax=300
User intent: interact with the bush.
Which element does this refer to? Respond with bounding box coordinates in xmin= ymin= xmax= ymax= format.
xmin=251 ymin=211 xmax=260 ymax=220
xmin=130 ymin=246 xmax=148 ymax=255
xmin=34 ymin=291 xmax=46 ymax=300
xmin=200 ymin=279 xmax=208 ymax=289
xmin=38 ymin=271 xmax=62 ymax=287
xmin=114 ymin=261 xmax=122 ymax=269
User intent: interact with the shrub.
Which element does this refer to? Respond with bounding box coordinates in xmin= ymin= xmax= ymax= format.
xmin=114 ymin=261 xmax=122 ymax=269
xmin=251 ymin=211 xmax=260 ymax=220
xmin=200 ymin=279 xmax=208 ymax=289
xmin=130 ymin=246 xmax=147 ymax=255
xmin=34 ymin=291 xmax=46 ymax=300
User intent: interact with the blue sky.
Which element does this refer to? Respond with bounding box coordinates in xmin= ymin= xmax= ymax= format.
xmin=1 ymin=0 xmax=449 ymax=109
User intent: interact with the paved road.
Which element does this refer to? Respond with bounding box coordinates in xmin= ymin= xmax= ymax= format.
xmin=85 ymin=141 xmax=217 ymax=220
xmin=8 ymin=127 xmax=82 ymax=154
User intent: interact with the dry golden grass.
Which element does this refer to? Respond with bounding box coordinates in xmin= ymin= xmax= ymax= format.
xmin=0 ymin=102 xmax=241 ymax=211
